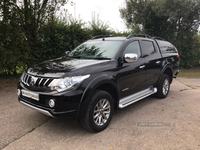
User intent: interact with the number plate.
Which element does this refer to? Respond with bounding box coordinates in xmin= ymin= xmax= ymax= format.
xmin=21 ymin=90 xmax=39 ymax=101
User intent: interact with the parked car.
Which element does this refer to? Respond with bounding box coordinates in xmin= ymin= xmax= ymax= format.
xmin=17 ymin=34 xmax=180 ymax=132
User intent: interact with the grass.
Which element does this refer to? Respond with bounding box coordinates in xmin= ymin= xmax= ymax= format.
xmin=178 ymin=67 xmax=200 ymax=78
xmin=180 ymin=89 xmax=187 ymax=91
xmin=28 ymin=128 xmax=35 ymax=133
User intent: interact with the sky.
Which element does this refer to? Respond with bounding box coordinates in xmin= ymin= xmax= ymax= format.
xmin=63 ymin=0 xmax=127 ymax=32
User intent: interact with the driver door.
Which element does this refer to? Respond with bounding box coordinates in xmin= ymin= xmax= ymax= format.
xmin=118 ymin=41 xmax=146 ymax=98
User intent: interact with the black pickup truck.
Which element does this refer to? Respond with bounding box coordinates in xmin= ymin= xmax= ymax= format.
xmin=17 ymin=34 xmax=180 ymax=132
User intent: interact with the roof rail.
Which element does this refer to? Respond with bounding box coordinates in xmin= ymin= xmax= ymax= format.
xmin=151 ymin=37 xmax=164 ymax=41
xmin=92 ymin=35 xmax=114 ymax=40
xmin=127 ymin=34 xmax=151 ymax=39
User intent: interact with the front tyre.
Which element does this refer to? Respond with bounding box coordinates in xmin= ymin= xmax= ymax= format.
xmin=156 ymin=74 xmax=170 ymax=98
xmin=81 ymin=90 xmax=114 ymax=132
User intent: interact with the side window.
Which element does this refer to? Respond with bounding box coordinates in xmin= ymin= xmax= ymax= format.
xmin=123 ymin=41 xmax=141 ymax=58
xmin=140 ymin=41 xmax=155 ymax=57
xmin=157 ymin=41 xmax=177 ymax=53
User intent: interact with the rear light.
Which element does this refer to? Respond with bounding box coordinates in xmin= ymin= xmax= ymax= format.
xmin=177 ymin=55 xmax=180 ymax=62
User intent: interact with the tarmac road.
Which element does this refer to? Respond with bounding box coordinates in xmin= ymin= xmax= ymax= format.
xmin=0 ymin=77 xmax=200 ymax=150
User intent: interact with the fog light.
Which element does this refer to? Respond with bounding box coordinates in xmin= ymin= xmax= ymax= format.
xmin=17 ymin=89 xmax=21 ymax=96
xmin=49 ymin=99 xmax=55 ymax=108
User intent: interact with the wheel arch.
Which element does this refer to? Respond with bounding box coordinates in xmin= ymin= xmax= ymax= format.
xmin=95 ymin=83 xmax=119 ymax=110
xmin=156 ymin=65 xmax=173 ymax=87
xmin=163 ymin=67 xmax=173 ymax=83
xmin=76 ymin=75 xmax=119 ymax=118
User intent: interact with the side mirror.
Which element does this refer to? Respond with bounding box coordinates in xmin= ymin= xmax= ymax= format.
xmin=65 ymin=51 xmax=70 ymax=56
xmin=124 ymin=53 xmax=138 ymax=63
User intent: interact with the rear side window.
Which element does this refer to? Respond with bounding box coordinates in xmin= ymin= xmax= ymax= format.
xmin=157 ymin=41 xmax=177 ymax=53
xmin=140 ymin=40 xmax=155 ymax=57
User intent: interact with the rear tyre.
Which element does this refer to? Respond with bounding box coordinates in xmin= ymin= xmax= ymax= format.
xmin=156 ymin=74 xmax=170 ymax=98
xmin=81 ymin=90 xmax=114 ymax=132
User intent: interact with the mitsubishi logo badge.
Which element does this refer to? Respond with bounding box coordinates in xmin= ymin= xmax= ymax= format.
xmin=29 ymin=77 xmax=36 ymax=86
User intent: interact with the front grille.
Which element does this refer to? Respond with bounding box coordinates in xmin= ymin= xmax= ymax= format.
xmin=21 ymin=73 xmax=54 ymax=91
xmin=21 ymin=94 xmax=50 ymax=108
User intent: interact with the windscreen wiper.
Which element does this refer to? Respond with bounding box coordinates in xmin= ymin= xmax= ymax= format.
xmin=67 ymin=56 xmax=81 ymax=59
xmin=68 ymin=56 xmax=93 ymax=59
xmin=93 ymin=57 xmax=111 ymax=60
xmin=68 ymin=56 xmax=110 ymax=60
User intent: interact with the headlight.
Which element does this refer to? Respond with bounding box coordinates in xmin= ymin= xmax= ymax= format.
xmin=20 ymin=72 xmax=25 ymax=81
xmin=49 ymin=74 xmax=90 ymax=92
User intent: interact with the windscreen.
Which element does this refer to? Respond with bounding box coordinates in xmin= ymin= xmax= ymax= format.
xmin=68 ymin=41 xmax=123 ymax=59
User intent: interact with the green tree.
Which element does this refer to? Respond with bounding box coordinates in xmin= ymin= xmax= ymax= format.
xmin=39 ymin=16 xmax=89 ymax=61
xmin=88 ymin=12 xmax=112 ymax=36
xmin=120 ymin=0 xmax=200 ymax=68
xmin=0 ymin=0 xmax=67 ymax=74
xmin=0 ymin=0 xmax=23 ymax=74
xmin=11 ymin=0 xmax=67 ymax=63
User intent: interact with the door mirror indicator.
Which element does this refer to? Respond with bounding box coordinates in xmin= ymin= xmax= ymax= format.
xmin=124 ymin=53 xmax=138 ymax=63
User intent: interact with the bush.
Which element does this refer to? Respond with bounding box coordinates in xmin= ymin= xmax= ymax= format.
xmin=0 ymin=5 xmax=200 ymax=75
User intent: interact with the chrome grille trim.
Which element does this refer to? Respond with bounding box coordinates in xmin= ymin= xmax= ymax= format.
xmin=43 ymin=79 xmax=48 ymax=86
xmin=21 ymin=73 xmax=54 ymax=88
xmin=38 ymin=78 xmax=43 ymax=86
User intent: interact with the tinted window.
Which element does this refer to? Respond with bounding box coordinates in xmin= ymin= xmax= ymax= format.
xmin=157 ymin=41 xmax=177 ymax=53
xmin=123 ymin=41 xmax=141 ymax=58
xmin=140 ymin=41 xmax=155 ymax=57
xmin=69 ymin=41 xmax=123 ymax=59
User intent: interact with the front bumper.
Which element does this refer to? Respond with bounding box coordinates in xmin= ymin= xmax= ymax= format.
xmin=20 ymin=100 xmax=55 ymax=117
xmin=17 ymin=82 xmax=83 ymax=118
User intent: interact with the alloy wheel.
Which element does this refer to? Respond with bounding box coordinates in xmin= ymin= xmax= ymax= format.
xmin=93 ymin=99 xmax=111 ymax=126
xmin=162 ymin=79 xmax=169 ymax=95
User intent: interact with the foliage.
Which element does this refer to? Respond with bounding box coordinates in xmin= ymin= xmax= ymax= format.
xmin=88 ymin=12 xmax=113 ymax=37
xmin=120 ymin=0 xmax=200 ymax=68
xmin=1 ymin=0 xmax=200 ymax=75
xmin=0 ymin=0 xmax=116 ymax=75
xmin=37 ymin=16 xmax=89 ymax=62
xmin=0 ymin=0 xmax=67 ymax=74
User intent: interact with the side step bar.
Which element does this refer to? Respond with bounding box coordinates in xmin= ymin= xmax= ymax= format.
xmin=119 ymin=87 xmax=157 ymax=108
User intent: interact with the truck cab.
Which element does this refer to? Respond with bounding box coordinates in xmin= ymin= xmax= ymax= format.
xmin=17 ymin=34 xmax=180 ymax=132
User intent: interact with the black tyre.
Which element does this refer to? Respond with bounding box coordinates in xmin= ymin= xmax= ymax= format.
xmin=81 ymin=90 xmax=114 ymax=132
xmin=156 ymin=74 xmax=170 ymax=98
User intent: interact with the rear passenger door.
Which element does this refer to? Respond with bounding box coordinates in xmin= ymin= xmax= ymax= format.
xmin=140 ymin=40 xmax=162 ymax=88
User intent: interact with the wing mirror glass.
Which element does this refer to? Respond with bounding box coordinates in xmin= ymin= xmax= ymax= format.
xmin=124 ymin=53 xmax=138 ymax=63
xmin=65 ymin=51 xmax=70 ymax=56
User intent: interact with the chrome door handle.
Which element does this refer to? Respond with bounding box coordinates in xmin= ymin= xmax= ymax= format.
xmin=156 ymin=60 xmax=161 ymax=65
xmin=139 ymin=65 xmax=145 ymax=69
